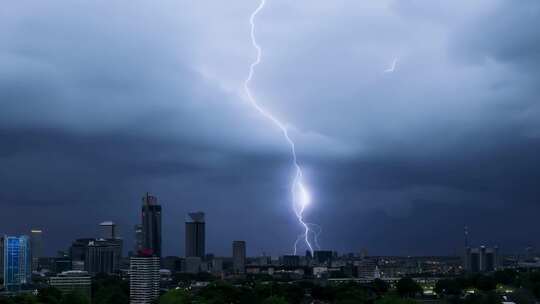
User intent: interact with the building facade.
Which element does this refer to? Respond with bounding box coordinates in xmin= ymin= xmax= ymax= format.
xmin=3 ymin=235 xmax=32 ymax=291
xmin=0 ymin=236 xmax=4 ymax=283
xmin=86 ymin=239 xmax=122 ymax=275
xmin=185 ymin=212 xmax=205 ymax=258
xmin=30 ymin=229 xmax=43 ymax=272
xmin=70 ymin=238 xmax=122 ymax=275
xmin=141 ymin=193 xmax=162 ymax=257
xmin=130 ymin=255 xmax=160 ymax=304
xmin=49 ymin=271 xmax=92 ymax=300
xmin=465 ymin=246 xmax=500 ymax=272
xmin=99 ymin=221 xmax=117 ymax=239
xmin=134 ymin=224 xmax=143 ymax=255
xmin=232 ymin=241 xmax=246 ymax=274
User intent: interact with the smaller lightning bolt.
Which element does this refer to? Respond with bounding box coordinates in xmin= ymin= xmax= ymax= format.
xmin=384 ymin=57 xmax=399 ymax=73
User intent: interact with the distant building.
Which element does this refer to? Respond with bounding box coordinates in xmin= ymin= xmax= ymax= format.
xmin=134 ymin=224 xmax=143 ymax=254
xmin=99 ymin=221 xmax=117 ymax=239
xmin=142 ymin=193 xmax=162 ymax=257
xmin=314 ymin=250 xmax=333 ymax=265
xmin=0 ymin=236 xmax=4 ymax=282
xmin=255 ymin=255 xmax=271 ymax=266
xmin=70 ymin=238 xmax=122 ymax=275
xmin=70 ymin=238 xmax=94 ymax=270
xmin=130 ymin=255 xmax=160 ymax=304
xmin=72 ymin=260 xmax=85 ymax=271
xmin=30 ymin=229 xmax=43 ymax=272
xmin=282 ymin=255 xmax=300 ymax=267
xmin=211 ymin=258 xmax=224 ymax=273
xmin=185 ymin=212 xmax=205 ymax=258
xmin=55 ymin=256 xmax=73 ymax=274
xmin=465 ymin=246 xmax=500 ymax=272
xmin=355 ymin=259 xmax=378 ymax=278
xmin=162 ymin=256 xmax=182 ymax=273
xmin=3 ymin=235 xmax=32 ymax=291
xmin=49 ymin=271 xmax=92 ymax=300
xmin=232 ymin=241 xmax=246 ymax=274
xmin=86 ymin=239 xmax=122 ymax=275
xmin=184 ymin=257 xmax=202 ymax=273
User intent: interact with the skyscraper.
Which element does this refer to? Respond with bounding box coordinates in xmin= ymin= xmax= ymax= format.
xmin=141 ymin=193 xmax=162 ymax=257
xmin=232 ymin=241 xmax=246 ymax=274
xmin=0 ymin=236 xmax=4 ymax=282
xmin=85 ymin=239 xmax=122 ymax=275
xmin=130 ymin=254 xmax=160 ymax=304
xmin=185 ymin=212 xmax=205 ymax=258
xmin=70 ymin=238 xmax=122 ymax=275
xmin=30 ymin=229 xmax=43 ymax=271
xmin=3 ymin=235 xmax=32 ymax=291
xmin=134 ymin=224 xmax=143 ymax=254
xmin=99 ymin=221 xmax=117 ymax=239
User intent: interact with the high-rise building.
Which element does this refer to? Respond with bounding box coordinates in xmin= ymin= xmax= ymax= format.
xmin=232 ymin=241 xmax=246 ymax=274
xmin=185 ymin=212 xmax=205 ymax=258
xmin=130 ymin=255 xmax=160 ymax=304
xmin=3 ymin=235 xmax=32 ymax=291
xmin=99 ymin=221 xmax=117 ymax=239
xmin=49 ymin=271 xmax=92 ymax=300
xmin=70 ymin=238 xmax=122 ymax=275
xmin=465 ymin=246 xmax=500 ymax=273
xmin=86 ymin=239 xmax=122 ymax=275
xmin=30 ymin=229 xmax=43 ymax=272
xmin=70 ymin=238 xmax=94 ymax=270
xmin=134 ymin=224 xmax=143 ymax=254
xmin=0 ymin=236 xmax=4 ymax=282
xmin=141 ymin=193 xmax=162 ymax=257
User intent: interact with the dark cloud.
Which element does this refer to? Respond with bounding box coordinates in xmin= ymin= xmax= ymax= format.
xmin=0 ymin=0 xmax=539 ymax=256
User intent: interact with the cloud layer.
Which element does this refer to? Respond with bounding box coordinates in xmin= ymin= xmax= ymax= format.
xmin=1 ymin=0 xmax=539 ymax=256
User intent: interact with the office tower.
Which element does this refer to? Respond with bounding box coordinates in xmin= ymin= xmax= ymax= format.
xmin=185 ymin=212 xmax=205 ymax=258
xmin=70 ymin=238 xmax=122 ymax=275
xmin=70 ymin=238 xmax=94 ymax=270
xmin=0 ymin=236 xmax=4 ymax=282
xmin=30 ymin=229 xmax=43 ymax=271
xmin=232 ymin=241 xmax=246 ymax=274
xmin=49 ymin=270 xmax=92 ymax=300
xmin=85 ymin=239 xmax=122 ymax=275
xmin=134 ymin=224 xmax=143 ymax=254
xmin=141 ymin=193 xmax=162 ymax=257
xmin=3 ymin=235 xmax=32 ymax=291
xmin=465 ymin=246 xmax=500 ymax=272
xmin=130 ymin=254 xmax=160 ymax=304
xmin=99 ymin=221 xmax=117 ymax=239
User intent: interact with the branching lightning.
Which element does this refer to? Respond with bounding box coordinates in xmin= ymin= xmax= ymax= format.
xmin=243 ymin=0 xmax=316 ymax=255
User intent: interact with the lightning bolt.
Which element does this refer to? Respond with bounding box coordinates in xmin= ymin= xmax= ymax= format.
xmin=384 ymin=57 xmax=399 ymax=73
xmin=244 ymin=0 xmax=316 ymax=255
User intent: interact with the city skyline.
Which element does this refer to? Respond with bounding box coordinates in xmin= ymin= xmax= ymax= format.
xmin=1 ymin=0 xmax=540 ymax=258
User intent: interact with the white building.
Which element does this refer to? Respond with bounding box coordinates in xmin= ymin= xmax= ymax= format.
xmin=130 ymin=256 xmax=160 ymax=304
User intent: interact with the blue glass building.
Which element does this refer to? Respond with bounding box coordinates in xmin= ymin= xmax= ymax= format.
xmin=3 ymin=235 xmax=31 ymax=291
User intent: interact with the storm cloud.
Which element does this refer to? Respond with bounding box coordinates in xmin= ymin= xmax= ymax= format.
xmin=1 ymin=0 xmax=539 ymax=256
